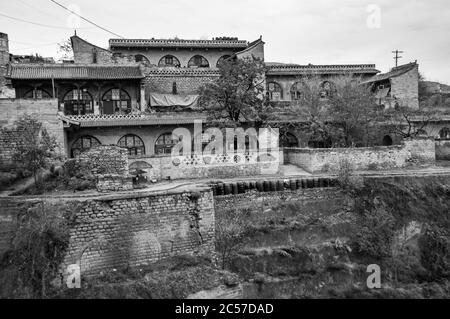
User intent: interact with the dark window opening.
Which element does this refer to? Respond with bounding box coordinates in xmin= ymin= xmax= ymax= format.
xmin=382 ymin=135 xmax=393 ymax=146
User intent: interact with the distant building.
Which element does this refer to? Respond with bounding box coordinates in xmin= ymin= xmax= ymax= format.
xmin=363 ymin=62 xmax=420 ymax=110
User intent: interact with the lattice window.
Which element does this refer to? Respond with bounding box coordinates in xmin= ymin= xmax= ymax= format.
xmin=216 ymin=55 xmax=232 ymax=67
xmin=24 ymin=89 xmax=51 ymax=99
xmin=63 ymin=88 xmax=94 ymax=115
xmin=102 ymin=88 xmax=131 ymax=114
xmin=290 ymin=82 xmax=303 ymax=101
xmin=188 ymin=55 xmax=209 ymax=68
xmin=158 ymin=55 xmax=181 ymax=67
xmin=266 ymin=82 xmax=283 ymax=101
xmin=118 ymin=134 xmax=145 ymax=156
xmin=155 ymin=132 xmax=180 ymax=155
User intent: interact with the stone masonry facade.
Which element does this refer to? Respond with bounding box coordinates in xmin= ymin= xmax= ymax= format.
xmin=63 ymin=187 xmax=215 ymax=276
xmin=0 ymin=98 xmax=65 ymax=169
xmin=76 ymin=145 xmax=133 ymax=192
xmin=285 ymin=138 xmax=435 ymax=173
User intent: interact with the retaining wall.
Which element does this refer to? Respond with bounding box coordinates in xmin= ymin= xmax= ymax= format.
xmin=285 ymin=138 xmax=435 ymax=173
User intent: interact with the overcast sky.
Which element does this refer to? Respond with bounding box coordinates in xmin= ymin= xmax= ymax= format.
xmin=1 ymin=0 xmax=449 ymax=83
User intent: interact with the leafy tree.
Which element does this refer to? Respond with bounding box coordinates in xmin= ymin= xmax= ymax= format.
xmin=287 ymin=75 xmax=379 ymax=147
xmin=286 ymin=75 xmax=336 ymax=147
xmin=12 ymin=114 xmax=60 ymax=186
xmin=327 ymin=76 xmax=379 ymax=147
xmin=198 ymin=56 xmax=272 ymax=128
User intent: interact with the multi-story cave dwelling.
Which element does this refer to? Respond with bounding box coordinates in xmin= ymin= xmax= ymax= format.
xmin=2 ymin=31 xmax=447 ymax=177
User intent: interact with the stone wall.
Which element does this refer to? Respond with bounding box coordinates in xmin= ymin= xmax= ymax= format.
xmin=76 ymin=145 xmax=133 ymax=192
xmin=0 ymin=98 xmax=64 ymax=169
xmin=285 ymin=138 xmax=435 ymax=173
xmin=128 ymin=151 xmax=283 ymax=181
xmin=77 ymin=145 xmax=129 ymax=175
xmin=403 ymin=137 xmax=436 ymax=162
xmin=63 ymin=186 xmax=215 ymax=275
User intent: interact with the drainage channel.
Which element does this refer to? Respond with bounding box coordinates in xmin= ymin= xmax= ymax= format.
xmin=209 ymin=177 xmax=338 ymax=196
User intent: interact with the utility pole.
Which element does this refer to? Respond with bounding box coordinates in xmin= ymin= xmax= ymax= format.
xmin=392 ymin=50 xmax=404 ymax=67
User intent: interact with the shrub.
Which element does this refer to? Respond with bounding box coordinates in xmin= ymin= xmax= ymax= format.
xmin=0 ymin=201 xmax=79 ymax=298
xmin=337 ymin=158 xmax=354 ymax=190
xmin=419 ymin=225 xmax=450 ymax=280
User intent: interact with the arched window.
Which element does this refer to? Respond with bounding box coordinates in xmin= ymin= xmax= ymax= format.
xmin=280 ymin=132 xmax=299 ymax=148
xmin=188 ymin=55 xmax=209 ymax=68
xmin=155 ymin=132 xmax=181 ymax=155
xmin=102 ymin=88 xmax=131 ymax=115
xmin=118 ymin=134 xmax=145 ymax=156
xmin=134 ymin=54 xmax=151 ymax=66
xmin=439 ymin=128 xmax=450 ymax=139
xmin=158 ymin=55 xmax=181 ymax=67
xmin=290 ymin=82 xmax=303 ymax=101
xmin=216 ymin=55 xmax=232 ymax=67
xmin=71 ymin=135 xmax=101 ymax=158
xmin=266 ymin=82 xmax=283 ymax=101
xmin=63 ymin=88 xmax=94 ymax=116
xmin=320 ymin=81 xmax=336 ymax=98
xmin=382 ymin=135 xmax=393 ymax=146
xmin=24 ymin=88 xmax=51 ymax=99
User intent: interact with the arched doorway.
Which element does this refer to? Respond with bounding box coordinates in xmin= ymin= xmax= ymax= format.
xmin=382 ymin=135 xmax=393 ymax=146
xmin=280 ymin=132 xmax=299 ymax=148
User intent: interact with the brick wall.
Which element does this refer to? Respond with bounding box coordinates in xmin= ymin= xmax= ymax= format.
xmin=390 ymin=64 xmax=419 ymax=109
xmin=63 ymin=187 xmax=215 ymax=276
xmin=285 ymin=138 xmax=435 ymax=173
xmin=144 ymin=74 xmax=217 ymax=95
xmin=0 ymin=98 xmax=64 ymax=169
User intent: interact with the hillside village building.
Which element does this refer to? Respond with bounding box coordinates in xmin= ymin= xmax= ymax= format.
xmin=1 ymin=32 xmax=449 ymax=177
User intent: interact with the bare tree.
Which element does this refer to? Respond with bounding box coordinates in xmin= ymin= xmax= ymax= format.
xmin=384 ymin=106 xmax=434 ymax=138
xmin=57 ymin=39 xmax=73 ymax=61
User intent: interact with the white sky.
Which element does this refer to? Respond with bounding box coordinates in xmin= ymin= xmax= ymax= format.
xmin=1 ymin=0 xmax=449 ymax=83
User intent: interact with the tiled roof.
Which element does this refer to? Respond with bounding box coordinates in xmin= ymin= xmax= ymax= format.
xmin=266 ymin=63 xmax=380 ymax=75
xmin=59 ymin=112 xmax=207 ymax=127
xmin=362 ymin=62 xmax=418 ymax=84
xmin=7 ymin=64 xmax=144 ymax=80
xmin=145 ymin=67 xmax=220 ymax=77
xmin=109 ymin=38 xmax=248 ymax=49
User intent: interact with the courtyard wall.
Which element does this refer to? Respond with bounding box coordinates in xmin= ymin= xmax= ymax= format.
xmin=284 ymin=138 xmax=435 ymax=173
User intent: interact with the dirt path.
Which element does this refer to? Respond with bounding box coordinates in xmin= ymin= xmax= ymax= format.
xmin=1 ymin=164 xmax=450 ymax=201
